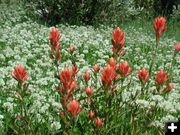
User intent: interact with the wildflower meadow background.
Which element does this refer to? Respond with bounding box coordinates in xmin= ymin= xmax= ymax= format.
xmin=0 ymin=1 xmax=180 ymax=135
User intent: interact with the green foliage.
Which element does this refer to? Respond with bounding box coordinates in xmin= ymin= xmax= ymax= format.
xmin=24 ymin=0 xmax=98 ymax=25
xmin=171 ymin=5 xmax=180 ymax=23
xmin=134 ymin=0 xmax=154 ymax=19
xmin=24 ymin=0 xmax=143 ymax=25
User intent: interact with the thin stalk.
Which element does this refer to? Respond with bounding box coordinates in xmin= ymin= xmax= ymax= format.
xmin=168 ymin=51 xmax=177 ymax=81
xmin=149 ymin=38 xmax=159 ymax=76
xmin=146 ymin=37 xmax=159 ymax=89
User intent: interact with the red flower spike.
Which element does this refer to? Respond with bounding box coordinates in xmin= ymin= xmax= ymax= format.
xmin=119 ymin=61 xmax=131 ymax=77
xmin=174 ymin=43 xmax=180 ymax=52
xmin=112 ymin=27 xmax=125 ymax=49
xmin=153 ymin=17 xmax=167 ymax=39
xmin=108 ymin=57 xmax=117 ymax=69
xmin=155 ymin=69 xmax=168 ymax=86
xmin=55 ymin=44 xmax=62 ymax=61
xmin=89 ymin=110 xmax=95 ymax=119
xmin=60 ymin=68 xmax=74 ymax=90
xmin=12 ymin=64 xmax=29 ymax=82
xmin=49 ymin=27 xmax=61 ymax=46
xmin=83 ymin=72 xmax=91 ymax=82
xmin=60 ymin=68 xmax=72 ymax=84
xmin=67 ymin=100 xmax=81 ymax=117
xmin=72 ymin=65 xmax=79 ymax=75
xmin=93 ymin=64 xmax=100 ymax=73
xmin=69 ymin=81 xmax=77 ymax=92
xmin=67 ymin=81 xmax=77 ymax=99
xmin=85 ymin=86 xmax=93 ymax=97
xmin=138 ymin=67 xmax=149 ymax=83
xmin=94 ymin=117 xmax=103 ymax=128
xmin=101 ymin=65 xmax=115 ymax=87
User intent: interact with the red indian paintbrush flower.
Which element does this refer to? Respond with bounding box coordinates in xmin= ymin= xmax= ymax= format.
xmin=108 ymin=57 xmax=117 ymax=69
xmin=53 ymin=44 xmax=62 ymax=61
xmin=89 ymin=110 xmax=95 ymax=119
xmin=154 ymin=17 xmax=166 ymax=39
xmin=60 ymin=68 xmax=73 ymax=90
xmin=49 ymin=27 xmax=61 ymax=46
xmin=67 ymin=81 xmax=77 ymax=99
xmin=12 ymin=64 xmax=29 ymax=82
xmin=60 ymin=81 xmax=77 ymax=105
xmin=94 ymin=117 xmax=103 ymax=128
xmin=69 ymin=81 xmax=77 ymax=92
xmin=72 ymin=65 xmax=79 ymax=75
xmin=138 ymin=67 xmax=149 ymax=83
xmin=67 ymin=100 xmax=81 ymax=117
xmin=155 ymin=69 xmax=168 ymax=86
xmin=119 ymin=61 xmax=131 ymax=77
xmin=112 ymin=27 xmax=125 ymax=49
xmin=101 ymin=65 xmax=115 ymax=87
xmin=60 ymin=68 xmax=72 ymax=83
xmin=83 ymin=72 xmax=91 ymax=82
xmin=85 ymin=86 xmax=93 ymax=97
xmin=174 ymin=43 xmax=180 ymax=52
xmin=49 ymin=27 xmax=62 ymax=61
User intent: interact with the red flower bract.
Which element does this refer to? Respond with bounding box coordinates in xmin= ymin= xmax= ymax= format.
xmin=174 ymin=43 xmax=180 ymax=51
xmin=155 ymin=69 xmax=168 ymax=86
xmin=119 ymin=61 xmax=131 ymax=77
xmin=12 ymin=64 xmax=29 ymax=82
xmin=49 ymin=27 xmax=61 ymax=45
xmin=138 ymin=67 xmax=149 ymax=83
xmin=60 ymin=68 xmax=73 ymax=90
xmin=89 ymin=110 xmax=95 ymax=119
xmin=153 ymin=17 xmax=166 ymax=39
xmin=163 ymin=83 xmax=174 ymax=92
xmin=85 ymin=86 xmax=93 ymax=97
xmin=108 ymin=57 xmax=117 ymax=69
xmin=72 ymin=65 xmax=79 ymax=75
xmin=101 ymin=65 xmax=115 ymax=87
xmin=67 ymin=100 xmax=81 ymax=117
xmin=60 ymin=68 xmax=72 ymax=83
xmin=112 ymin=27 xmax=125 ymax=49
xmin=67 ymin=81 xmax=77 ymax=100
xmin=83 ymin=72 xmax=91 ymax=82
xmin=94 ymin=117 xmax=103 ymax=128
xmin=49 ymin=27 xmax=62 ymax=61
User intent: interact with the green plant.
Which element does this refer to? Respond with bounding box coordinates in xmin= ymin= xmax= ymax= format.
xmin=24 ymin=0 xmax=143 ymax=25
xmin=171 ymin=5 xmax=180 ymax=23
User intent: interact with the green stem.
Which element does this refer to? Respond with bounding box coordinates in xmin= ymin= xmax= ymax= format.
xmin=146 ymin=37 xmax=159 ymax=90
xmin=140 ymin=82 xmax=145 ymax=96
xmin=149 ymin=38 xmax=159 ymax=77
xmin=168 ymin=51 xmax=177 ymax=81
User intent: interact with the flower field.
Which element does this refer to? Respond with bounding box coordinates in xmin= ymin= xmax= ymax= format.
xmin=0 ymin=4 xmax=180 ymax=135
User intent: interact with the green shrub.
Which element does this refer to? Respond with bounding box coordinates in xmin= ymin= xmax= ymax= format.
xmin=171 ymin=5 xmax=180 ymax=23
xmin=24 ymin=0 xmax=143 ymax=25
xmin=134 ymin=0 xmax=154 ymax=19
